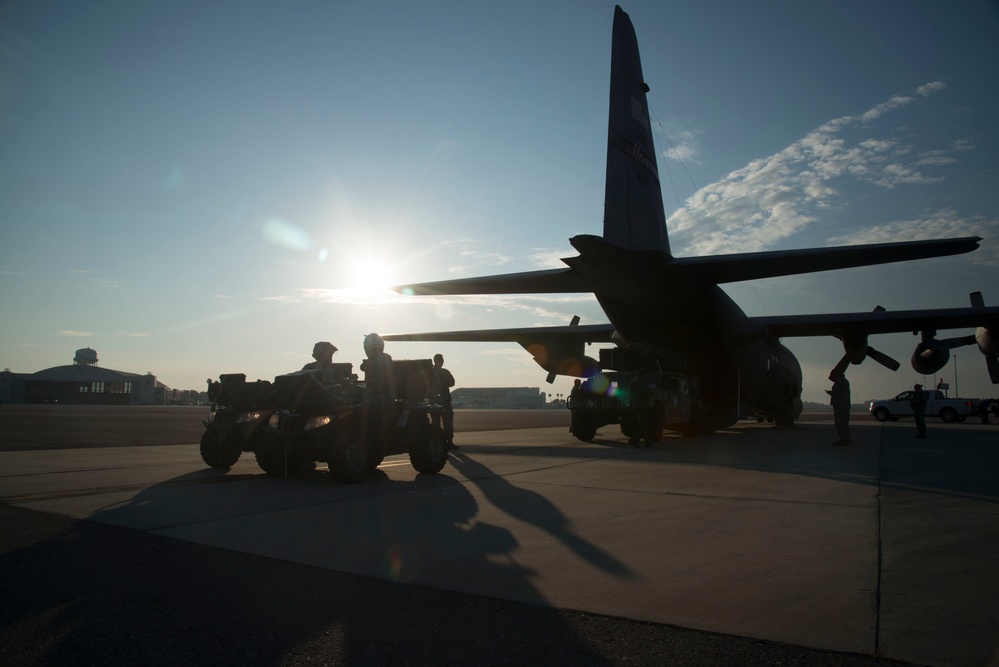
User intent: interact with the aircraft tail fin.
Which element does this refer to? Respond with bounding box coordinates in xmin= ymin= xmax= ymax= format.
xmin=602 ymin=6 xmax=671 ymax=257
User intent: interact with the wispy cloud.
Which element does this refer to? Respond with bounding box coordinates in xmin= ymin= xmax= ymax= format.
xmin=669 ymin=82 xmax=960 ymax=256
xmin=58 ymin=330 xmax=92 ymax=337
xmin=826 ymin=208 xmax=999 ymax=266
xmin=71 ymin=269 xmax=123 ymax=288
xmin=442 ymin=239 xmax=512 ymax=276
xmin=528 ymin=247 xmax=572 ymax=269
xmin=661 ymin=130 xmax=701 ymax=164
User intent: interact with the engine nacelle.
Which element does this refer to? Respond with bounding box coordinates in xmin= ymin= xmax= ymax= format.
xmin=842 ymin=333 xmax=869 ymax=365
xmin=911 ymin=339 xmax=950 ymax=375
xmin=977 ymin=326 xmax=998 ymax=356
xmin=522 ymin=341 xmax=599 ymax=378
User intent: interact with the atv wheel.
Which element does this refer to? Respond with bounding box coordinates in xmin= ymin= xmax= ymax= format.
xmin=410 ymin=424 xmax=448 ymax=474
xmin=255 ymin=442 xmax=306 ymax=477
xmin=200 ymin=430 xmax=240 ymax=468
xmin=329 ymin=437 xmax=373 ymax=484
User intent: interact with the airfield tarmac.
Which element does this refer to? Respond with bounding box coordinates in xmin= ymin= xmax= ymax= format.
xmin=1 ymin=406 xmax=996 ymax=666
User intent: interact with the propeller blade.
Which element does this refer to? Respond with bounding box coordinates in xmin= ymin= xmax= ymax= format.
xmin=831 ymin=355 xmax=851 ymax=376
xmin=971 ymin=291 xmax=985 ymax=309
xmin=546 ymin=370 xmax=558 ymax=384
xmin=867 ymin=346 xmax=901 ymax=371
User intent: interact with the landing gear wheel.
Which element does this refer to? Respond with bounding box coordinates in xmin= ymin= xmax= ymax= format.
xmin=329 ymin=437 xmax=373 ymax=484
xmin=410 ymin=424 xmax=448 ymax=474
xmin=200 ymin=430 xmax=240 ymax=468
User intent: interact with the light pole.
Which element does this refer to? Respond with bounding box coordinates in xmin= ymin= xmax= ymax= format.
xmin=954 ymin=353 xmax=959 ymax=398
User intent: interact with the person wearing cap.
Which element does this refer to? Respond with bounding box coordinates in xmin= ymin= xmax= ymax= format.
xmin=430 ymin=353 xmax=457 ymax=450
xmin=910 ymin=383 xmax=928 ymax=438
xmin=302 ymin=341 xmax=338 ymax=380
xmin=826 ymin=370 xmax=851 ymax=446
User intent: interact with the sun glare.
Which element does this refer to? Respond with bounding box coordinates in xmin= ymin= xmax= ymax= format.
xmin=347 ymin=258 xmax=396 ymax=294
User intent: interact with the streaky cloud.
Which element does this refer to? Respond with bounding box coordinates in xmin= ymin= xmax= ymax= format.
xmin=669 ymin=82 xmax=961 ymax=256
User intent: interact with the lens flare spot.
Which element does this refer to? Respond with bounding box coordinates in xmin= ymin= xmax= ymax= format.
xmin=383 ymin=543 xmax=422 ymax=582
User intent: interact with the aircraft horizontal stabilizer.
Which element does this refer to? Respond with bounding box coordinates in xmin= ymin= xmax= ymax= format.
xmin=667 ymin=237 xmax=981 ymax=285
xmin=393 ymin=268 xmax=588 ymax=296
xmin=383 ymin=323 xmax=615 ymax=344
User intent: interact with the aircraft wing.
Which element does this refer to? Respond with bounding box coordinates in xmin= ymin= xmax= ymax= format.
xmin=753 ymin=305 xmax=999 ymax=338
xmin=394 ymin=238 xmax=982 ymax=296
xmin=666 ymin=237 xmax=982 ymax=285
xmin=395 ymin=268 xmax=589 ymax=296
xmin=383 ymin=323 xmax=616 ymax=344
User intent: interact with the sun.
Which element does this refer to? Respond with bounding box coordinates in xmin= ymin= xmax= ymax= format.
xmin=347 ymin=257 xmax=396 ymax=293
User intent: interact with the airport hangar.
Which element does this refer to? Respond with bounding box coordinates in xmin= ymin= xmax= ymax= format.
xmin=0 ymin=348 xmax=168 ymax=405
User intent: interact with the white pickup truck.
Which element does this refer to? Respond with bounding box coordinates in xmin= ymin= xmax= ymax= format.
xmin=869 ymin=389 xmax=977 ymax=423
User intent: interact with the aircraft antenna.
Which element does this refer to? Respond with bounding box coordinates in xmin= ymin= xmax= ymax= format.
xmin=650 ymin=107 xmax=772 ymax=317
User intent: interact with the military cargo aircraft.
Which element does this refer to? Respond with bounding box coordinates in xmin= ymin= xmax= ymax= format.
xmin=385 ymin=6 xmax=999 ymax=434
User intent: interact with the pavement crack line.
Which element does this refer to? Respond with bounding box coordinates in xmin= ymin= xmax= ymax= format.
xmin=875 ymin=424 xmax=885 ymax=657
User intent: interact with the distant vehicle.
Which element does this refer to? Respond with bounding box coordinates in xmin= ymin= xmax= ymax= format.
xmin=567 ymin=348 xmax=706 ymax=441
xmin=869 ymin=389 xmax=978 ymax=424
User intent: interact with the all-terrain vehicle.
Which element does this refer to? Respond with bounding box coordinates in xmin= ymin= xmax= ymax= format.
xmin=255 ymin=360 xmax=448 ymax=483
xmin=200 ymin=373 xmax=274 ymax=468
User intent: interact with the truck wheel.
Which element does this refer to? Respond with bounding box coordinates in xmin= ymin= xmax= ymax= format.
xmin=200 ymin=430 xmax=240 ymax=468
xmin=939 ymin=407 xmax=957 ymax=423
xmin=410 ymin=424 xmax=447 ymax=474
xmin=649 ymin=404 xmax=665 ymax=442
xmin=572 ymin=413 xmax=597 ymax=442
xmin=872 ymin=407 xmax=890 ymax=422
xmin=329 ymin=437 xmax=373 ymax=484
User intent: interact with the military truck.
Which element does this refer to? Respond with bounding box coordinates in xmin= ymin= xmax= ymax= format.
xmin=869 ymin=388 xmax=978 ymax=423
xmin=200 ymin=373 xmax=274 ymax=468
xmin=255 ymin=359 xmax=448 ymax=483
xmin=567 ymin=347 xmax=707 ymax=442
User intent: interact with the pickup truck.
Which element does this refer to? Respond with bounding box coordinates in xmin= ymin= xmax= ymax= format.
xmin=868 ymin=389 xmax=977 ymax=423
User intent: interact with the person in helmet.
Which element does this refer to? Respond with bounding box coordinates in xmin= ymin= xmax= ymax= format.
xmin=360 ymin=333 xmax=396 ymax=413
xmin=301 ymin=341 xmax=339 ymax=384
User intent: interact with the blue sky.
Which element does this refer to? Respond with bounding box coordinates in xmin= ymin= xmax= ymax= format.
xmin=2 ymin=0 xmax=998 ymax=404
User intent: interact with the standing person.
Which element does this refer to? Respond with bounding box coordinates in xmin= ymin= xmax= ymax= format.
xmin=911 ymin=383 xmax=928 ymax=438
xmin=430 ymin=353 xmax=457 ymax=450
xmin=360 ymin=334 xmax=396 ymax=441
xmin=628 ymin=369 xmax=652 ymax=447
xmin=826 ymin=370 xmax=851 ymax=445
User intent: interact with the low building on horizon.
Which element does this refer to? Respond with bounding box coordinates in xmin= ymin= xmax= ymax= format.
xmin=0 ymin=347 xmax=168 ymax=405
xmin=449 ymin=387 xmax=546 ymax=409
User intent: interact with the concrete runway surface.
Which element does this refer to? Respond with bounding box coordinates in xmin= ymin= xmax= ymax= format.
xmin=1 ymin=406 xmax=996 ymax=666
